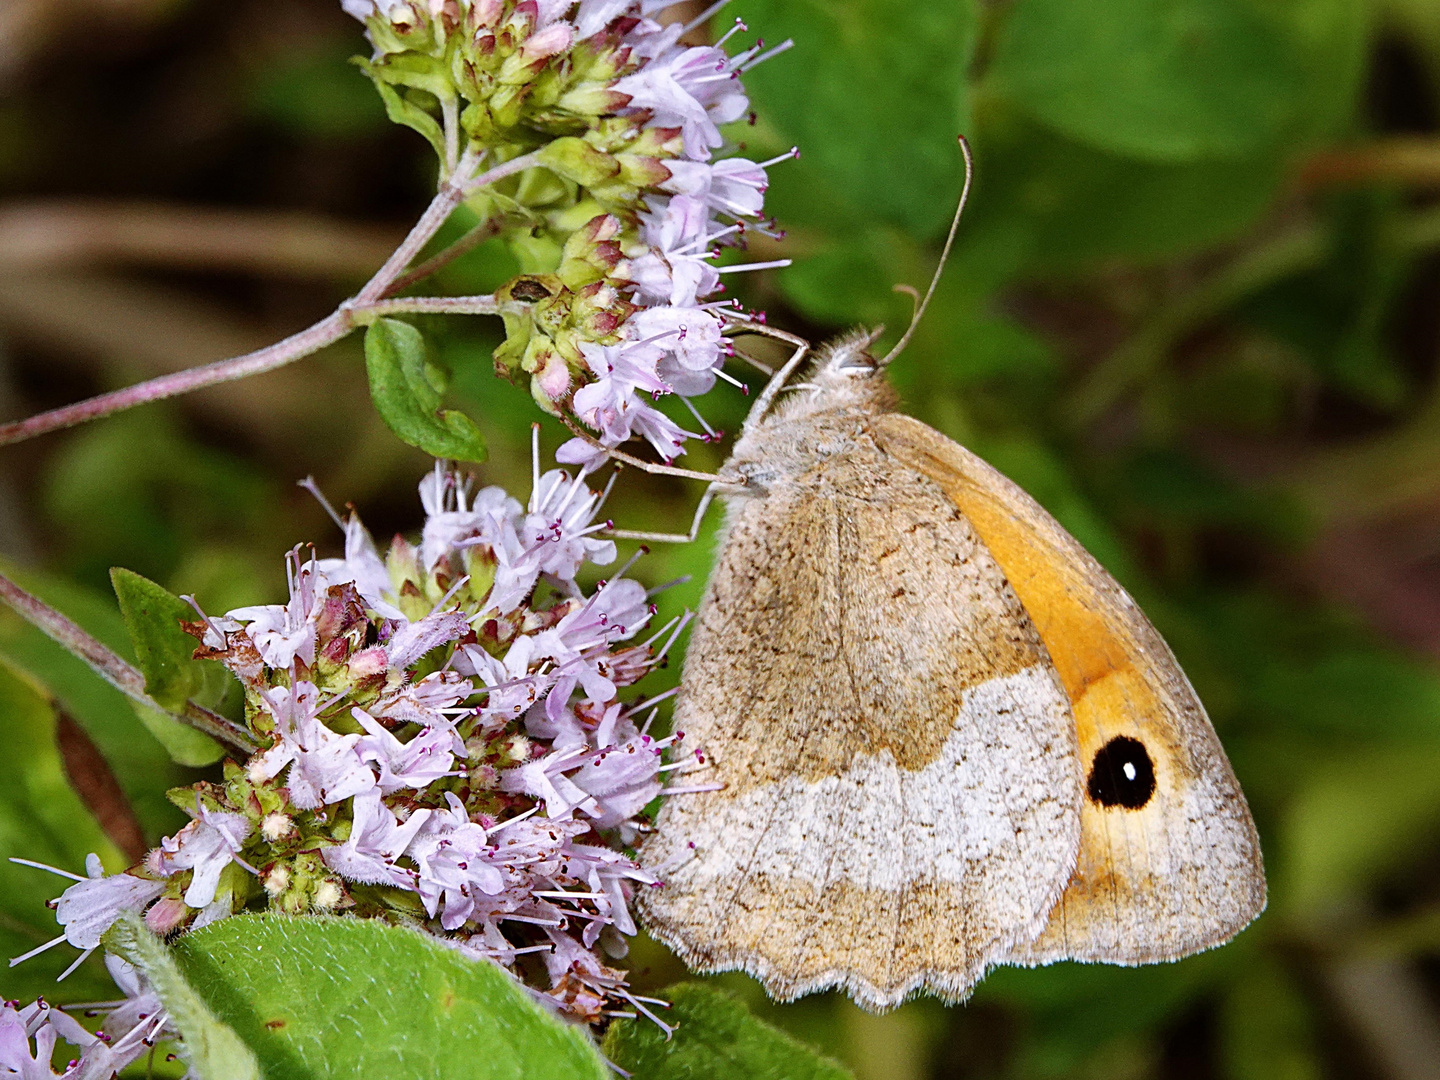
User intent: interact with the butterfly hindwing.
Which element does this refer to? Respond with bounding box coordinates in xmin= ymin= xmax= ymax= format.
xmin=641 ymin=436 xmax=1081 ymax=1009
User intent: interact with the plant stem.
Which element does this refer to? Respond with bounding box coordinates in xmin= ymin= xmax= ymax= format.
xmin=0 ymin=151 xmax=545 ymax=447
xmin=0 ymin=571 xmax=258 ymax=756
xmin=0 ymin=149 xmax=542 ymax=448
xmin=0 ymin=310 xmax=354 ymax=446
xmin=358 ymin=295 xmax=506 ymax=318
xmin=381 ymin=213 xmax=510 ymax=297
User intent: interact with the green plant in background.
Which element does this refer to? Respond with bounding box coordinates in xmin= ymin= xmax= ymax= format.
xmin=1 ymin=0 xmax=1439 ymax=1078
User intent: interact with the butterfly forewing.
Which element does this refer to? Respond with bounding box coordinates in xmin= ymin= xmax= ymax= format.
xmin=641 ymin=433 xmax=1082 ymax=1009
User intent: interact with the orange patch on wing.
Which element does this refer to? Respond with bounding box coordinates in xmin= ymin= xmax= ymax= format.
xmin=927 ymin=474 xmax=1159 ymax=741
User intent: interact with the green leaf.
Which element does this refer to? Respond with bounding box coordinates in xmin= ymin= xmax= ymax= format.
xmin=604 ymin=983 xmax=853 ymax=1080
xmin=106 ymin=912 xmax=263 ymax=1080
xmin=0 ymin=562 xmax=191 ymax=841
xmin=731 ymin=0 xmax=977 ymax=238
xmin=171 ymin=913 xmax=610 ymax=1080
xmin=962 ymin=114 xmax=1285 ymax=271
xmin=988 ymin=0 xmax=1303 ymax=162
xmin=360 ymin=63 xmax=446 ymax=160
xmin=364 ymin=318 xmax=489 ymax=463
xmin=0 ymin=657 xmax=126 ymax=1002
xmin=111 ymin=568 xmax=226 ymax=767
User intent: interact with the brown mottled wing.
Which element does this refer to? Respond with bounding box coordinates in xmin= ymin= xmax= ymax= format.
xmin=871 ymin=414 xmax=1266 ymax=967
xmin=640 ymin=449 xmax=1081 ymax=1010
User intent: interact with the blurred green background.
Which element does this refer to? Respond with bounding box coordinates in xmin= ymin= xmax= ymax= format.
xmin=3 ymin=0 xmax=1440 ymax=1077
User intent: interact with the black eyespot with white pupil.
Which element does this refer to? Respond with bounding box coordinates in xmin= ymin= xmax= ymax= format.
xmin=1087 ymin=736 xmax=1156 ymax=810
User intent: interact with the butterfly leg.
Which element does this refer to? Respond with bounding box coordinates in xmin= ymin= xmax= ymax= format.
xmin=725 ymin=322 xmax=811 ymax=434
xmin=602 ymin=482 xmax=723 ymax=544
xmin=559 ymin=417 xmax=742 ymax=485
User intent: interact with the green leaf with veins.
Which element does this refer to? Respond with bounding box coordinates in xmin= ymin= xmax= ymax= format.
xmin=364 ymin=318 xmax=489 ymax=463
xmin=111 ymin=567 xmax=227 ymax=767
xmin=171 ymin=914 xmax=610 ymax=1080
xmin=604 ymin=983 xmax=854 ymax=1080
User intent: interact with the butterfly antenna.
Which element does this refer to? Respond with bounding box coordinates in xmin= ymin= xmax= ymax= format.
xmin=878 ymin=135 xmax=974 ymax=368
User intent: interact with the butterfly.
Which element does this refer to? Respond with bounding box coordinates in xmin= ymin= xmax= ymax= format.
xmin=630 ymin=142 xmax=1266 ymax=1012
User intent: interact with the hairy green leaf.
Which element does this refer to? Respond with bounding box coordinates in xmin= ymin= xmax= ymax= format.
xmin=732 ymin=0 xmax=976 ymax=238
xmin=111 ymin=567 xmax=226 ymax=766
xmin=604 ymin=983 xmax=853 ymax=1080
xmin=172 ymin=914 xmax=610 ymax=1080
xmin=106 ymin=912 xmax=263 ymax=1080
xmin=989 ymin=0 xmax=1303 ymax=161
xmin=364 ymin=318 xmax=488 ymax=462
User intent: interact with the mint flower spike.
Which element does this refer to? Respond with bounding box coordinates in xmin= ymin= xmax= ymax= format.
xmin=342 ymin=0 xmax=796 ymax=469
xmin=15 ymin=447 xmax=710 ymax=1027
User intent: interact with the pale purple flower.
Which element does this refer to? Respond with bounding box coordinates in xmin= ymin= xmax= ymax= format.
xmin=157 ymin=808 xmax=253 ymax=909
xmin=354 ymin=709 xmax=458 ymax=793
xmin=523 ymin=468 xmax=617 ymax=581
xmin=248 ymin=682 xmax=375 ymax=810
xmin=662 ymin=157 xmax=769 ymax=219
xmin=565 ymin=712 xmax=665 ymax=830
xmin=410 ymin=794 xmax=507 ymax=930
xmin=459 ymin=634 xmax=548 ymax=725
xmin=323 ymin=789 xmax=433 ymax=888
xmin=613 ymin=43 xmax=750 ymax=159
xmin=384 ymin=608 xmax=471 ymax=670
xmin=227 ymin=549 xmax=327 ymax=669
xmin=70 ymin=956 xmax=170 ymax=1080
xmin=577 ymin=338 xmax=670 ymax=397
xmin=0 ymin=999 xmax=92 ymax=1080
xmin=501 ymin=743 xmax=602 ymax=819
xmin=318 ymin=514 xmax=405 ymax=621
xmin=573 ymin=381 xmax=693 ymax=461
xmin=630 ymin=304 xmax=725 ymax=376
xmin=624 ymin=195 xmax=719 ymax=307
xmin=370 ymin=670 xmax=475 ymax=730
xmin=53 ymin=854 xmax=164 ymax=951
xmin=418 ymin=465 xmax=523 ymax=572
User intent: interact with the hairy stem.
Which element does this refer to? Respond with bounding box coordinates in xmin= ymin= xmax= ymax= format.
xmin=357 ymin=295 xmax=506 ymax=318
xmin=0 ymin=310 xmax=355 ymax=446
xmin=381 ymin=212 xmax=512 ymax=297
xmin=0 ymin=570 xmax=258 ymax=756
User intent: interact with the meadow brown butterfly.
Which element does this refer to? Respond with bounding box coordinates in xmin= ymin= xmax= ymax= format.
xmin=631 ymin=141 xmax=1266 ymax=1011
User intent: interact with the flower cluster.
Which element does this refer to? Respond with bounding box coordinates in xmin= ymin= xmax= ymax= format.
xmin=12 ymin=455 xmax=706 ymax=1061
xmin=0 ymin=955 xmax=166 ymax=1080
xmin=348 ymin=0 xmax=793 ymax=467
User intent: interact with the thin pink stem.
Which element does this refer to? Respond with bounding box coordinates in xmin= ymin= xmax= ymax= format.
xmin=359 ymin=295 xmax=506 ymax=317
xmin=381 ymin=212 xmax=510 ymax=297
xmin=0 ymin=310 xmax=353 ymax=446
xmin=0 ymin=149 xmax=541 ymax=447
xmin=0 ymin=571 xmax=258 ymax=755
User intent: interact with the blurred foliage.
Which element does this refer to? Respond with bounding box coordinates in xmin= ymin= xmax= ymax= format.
xmin=3 ymin=0 xmax=1440 ymax=1077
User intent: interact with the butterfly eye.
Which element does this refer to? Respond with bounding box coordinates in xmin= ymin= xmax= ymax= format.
xmin=1086 ymin=736 xmax=1156 ymax=810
